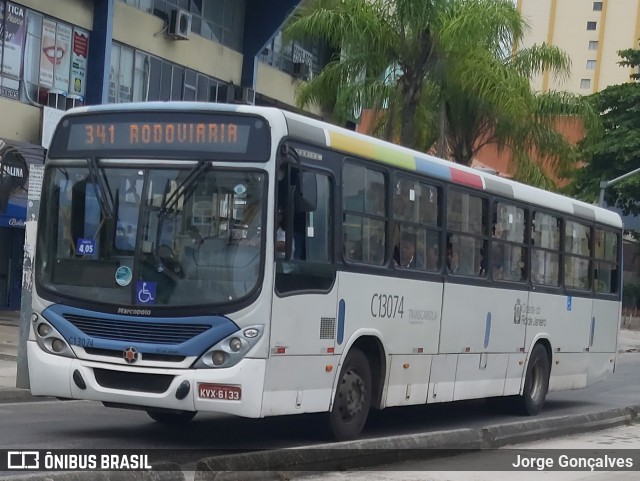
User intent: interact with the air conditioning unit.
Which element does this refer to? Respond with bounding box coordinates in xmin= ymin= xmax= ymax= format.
xmin=241 ymin=87 xmax=255 ymax=105
xmin=292 ymin=62 xmax=310 ymax=80
xmin=168 ymin=8 xmax=192 ymax=40
xmin=224 ymin=84 xmax=237 ymax=104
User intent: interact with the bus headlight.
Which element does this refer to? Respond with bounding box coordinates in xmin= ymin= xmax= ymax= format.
xmin=34 ymin=320 xmax=75 ymax=359
xmin=194 ymin=325 xmax=264 ymax=369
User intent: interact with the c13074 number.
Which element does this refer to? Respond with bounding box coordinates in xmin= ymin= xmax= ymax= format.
xmin=371 ymin=294 xmax=404 ymax=319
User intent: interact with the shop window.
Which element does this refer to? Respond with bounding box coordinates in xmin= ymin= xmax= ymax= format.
xmin=1 ymin=6 xmax=88 ymax=109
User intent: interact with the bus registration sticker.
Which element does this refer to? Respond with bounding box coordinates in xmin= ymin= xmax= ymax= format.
xmin=198 ymin=383 xmax=242 ymax=401
xmin=115 ymin=266 xmax=132 ymax=286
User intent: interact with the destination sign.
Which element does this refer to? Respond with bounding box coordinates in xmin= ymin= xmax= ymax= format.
xmin=48 ymin=112 xmax=270 ymax=160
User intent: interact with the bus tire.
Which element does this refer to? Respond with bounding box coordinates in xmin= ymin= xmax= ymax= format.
xmin=146 ymin=409 xmax=196 ymax=424
xmin=329 ymin=348 xmax=372 ymax=441
xmin=518 ymin=344 xmax=550 ymax=415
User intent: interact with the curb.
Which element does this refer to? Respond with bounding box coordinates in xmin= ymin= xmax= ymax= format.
xmin=0 ymin=467 xmax=185 ymax=481
xmin=0 ymin=405 xmax=638 ymax=481
xmin=482 ymin=405 xmax=640 ymax=447
xmin=0 ymin=388 xmax=57 ymax=404
xmin=194 ymin=405 xmax=640 ymax=481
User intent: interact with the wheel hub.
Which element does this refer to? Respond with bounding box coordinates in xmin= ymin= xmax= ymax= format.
xmin=339 ymin=369 xmax=366 ymax=418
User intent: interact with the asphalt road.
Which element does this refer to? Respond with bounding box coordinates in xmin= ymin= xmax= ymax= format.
xmin=0 ymin=353 xmax=638 ymax=472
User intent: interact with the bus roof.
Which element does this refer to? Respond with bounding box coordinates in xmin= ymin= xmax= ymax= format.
xmin=281 ymin=110 xmax=622 ymax=229
xmin=60 ymin=102 xmax=621 ymax=229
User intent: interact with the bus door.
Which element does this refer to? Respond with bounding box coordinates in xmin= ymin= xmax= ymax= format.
xmin=266 ymin=167 xmax=338 ymax=414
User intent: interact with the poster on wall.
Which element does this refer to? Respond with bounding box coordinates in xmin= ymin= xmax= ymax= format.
xmin=0 ymin=140 xmax=28 ymax=226
xmin=0 ymin=139 xmax=45 ymax=229
xmin=0 ymin=2 xmax=26 ymax=100
xmin=38 ymin=18 xmax=56 ymax=87
xmin=53 ymin=22 xmax=72 ymax=92
xmin=70 ymin=27 xmax=88 ymax=97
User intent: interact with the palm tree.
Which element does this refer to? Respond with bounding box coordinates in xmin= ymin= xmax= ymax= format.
xmin=285 ymin=0 xmax=598 ymax=188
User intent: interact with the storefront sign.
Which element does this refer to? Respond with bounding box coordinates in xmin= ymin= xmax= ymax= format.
xmin=0 ymin=140 xmax=28 ymax=215
xmin=71 ymin=27 xmax=88 ymax=97
xmin=0 ymin=2 xmax=26 ymax=100
xmin=39 ymin=18 xmax=56 ymax=87
xmin=54 ymin=22 xmax=72 ymax=92
xmin=41 ymin=106 xmax=66 ymax=149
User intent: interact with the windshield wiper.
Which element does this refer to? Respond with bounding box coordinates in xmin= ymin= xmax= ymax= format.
xmin=154 ymin=160 xmax=210 ymax=272
xmin=87 ymin=158 xmax=114 ymax=219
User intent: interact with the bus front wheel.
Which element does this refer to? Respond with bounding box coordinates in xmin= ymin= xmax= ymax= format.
xmin=518 ymin=344 xmax=550 ymax=415
xmin=329 ymin=348 xmax=372 ymax=441
xmin=146 ymin=409 xmax=196 ymax=424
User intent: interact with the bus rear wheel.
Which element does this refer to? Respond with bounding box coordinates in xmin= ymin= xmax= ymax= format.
xmin=146 ymin=409 xmax=196 ymax=424
xmin=329 ymin=348 xmax=372 ymax=441
xmin=517 ymin=344 xmax=550 ymax=415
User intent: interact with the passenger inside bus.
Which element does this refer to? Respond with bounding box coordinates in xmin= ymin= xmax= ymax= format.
xmin=426 ymin=245 xmax=438 ymax=269
xmin=446 ymin=244 xmax=460 ymax=274
xmin=395 ymin=233 xmax=419 ymax=269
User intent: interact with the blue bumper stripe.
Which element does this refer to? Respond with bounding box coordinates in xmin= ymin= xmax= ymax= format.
xmin=43 ymin=304 xmax=239 ymax=357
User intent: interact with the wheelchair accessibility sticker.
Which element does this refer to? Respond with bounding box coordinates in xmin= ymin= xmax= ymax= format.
xmin=136 ymin=281 xmax=156 ymax=305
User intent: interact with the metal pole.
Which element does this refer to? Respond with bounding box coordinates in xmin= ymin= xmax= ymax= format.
xmin=598 ymin=180 xmax=608 ymax=207
xmin=598 ymin=166 xmax=640 ymax=207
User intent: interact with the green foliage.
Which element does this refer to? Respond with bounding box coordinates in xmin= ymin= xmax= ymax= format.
xmin=623 ymin=282 xmax=640 ymax=309
xmin=573 ymin=46 xmax=640 ymax=213
xmin=285 ymin=0 xmax=597 ymax=188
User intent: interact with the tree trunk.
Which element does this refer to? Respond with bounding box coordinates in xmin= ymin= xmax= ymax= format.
xmin=436 ymin=102 xmax=447 ymax=158
xmin=399 ymin=75 xmax=422 ymax=149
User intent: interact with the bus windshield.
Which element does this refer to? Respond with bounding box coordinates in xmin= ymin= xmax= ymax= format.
xmin=37 ymin=163 xmax=266 ymax=309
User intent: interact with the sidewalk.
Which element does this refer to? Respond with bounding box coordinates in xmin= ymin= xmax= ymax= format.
xmin=0 ymin=310 xmax=639 ymax=392
xmin=0 ymin=310 xmax=20 ymax=391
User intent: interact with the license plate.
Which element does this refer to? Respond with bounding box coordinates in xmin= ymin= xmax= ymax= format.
xmin=198 ymin=383 xmax=241 ymax=400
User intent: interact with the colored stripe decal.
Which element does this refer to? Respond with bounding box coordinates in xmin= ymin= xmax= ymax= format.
xmin=414 ymin=156 xmax=452 ymax=181
xmin=573 ymin=203 xmax=596 ymax=220
xmin=328 ymin=132 xmax=416 ymax=170
xmin=484 ymin=177 xmax=514 ymax=198
xmin=450 ymin=168 xmax=484 ymax=189
xmin=286 ymin=118 xmax=328 ymax=146
xmin=337 ymin=299 xmax=346 ymax=345
xmin=329 ymin=132 xmax=376 ymax=159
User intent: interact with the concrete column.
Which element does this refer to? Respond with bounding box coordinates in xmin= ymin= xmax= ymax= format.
xmin=86 ymin=0 xmax=114 ymax=105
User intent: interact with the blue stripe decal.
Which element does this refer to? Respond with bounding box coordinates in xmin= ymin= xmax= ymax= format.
xmin=590 ymin=316 xmax=595 ymax=347
xmin=43 ymin=304 xmax=239 ymax=357
xmin=484 ymin=312 xmax=492 ymax=349
xmin=337 ymin=299 xmax=346 ymax=345
xmin=414 ymin=156 xmax=452 ymax=182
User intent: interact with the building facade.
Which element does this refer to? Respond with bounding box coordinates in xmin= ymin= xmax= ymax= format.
xmin=517 ymin=0 xmax=640 ymax=94
xmin=0 ymin=0 xmax=323 ymax=310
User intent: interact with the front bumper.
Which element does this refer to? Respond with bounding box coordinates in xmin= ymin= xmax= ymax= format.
xmin=27 ymin=341 xmax=266 ymax=418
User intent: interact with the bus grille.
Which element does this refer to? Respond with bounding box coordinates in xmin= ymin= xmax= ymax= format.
xmin=63 ymin=314 xmax=210 ymax=344
xmin=93 ymin=368 xmax=174 ymax=394
xmin=84 ymin=347 xmax=186 ymax=363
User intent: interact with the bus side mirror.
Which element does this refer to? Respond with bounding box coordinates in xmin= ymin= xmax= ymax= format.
xmin=296 ymin=171 xmax=317 ymax=212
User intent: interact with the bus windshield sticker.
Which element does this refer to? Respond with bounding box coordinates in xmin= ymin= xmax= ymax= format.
xmin=234 ymin=184 xmax=247 ymax=196
xmin=136 ymin=281 xmax=156 ymax=305
xmin=76 ymin=238 xmax=95 ymax=256
xmin=115 ymin=266 xmax=132 ymax=287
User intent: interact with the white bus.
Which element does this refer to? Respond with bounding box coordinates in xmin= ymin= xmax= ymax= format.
xmin=28 ymin=102 xmax=622 ymax=440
